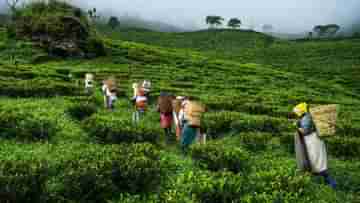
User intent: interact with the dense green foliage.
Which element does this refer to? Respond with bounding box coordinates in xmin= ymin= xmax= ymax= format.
xmin=0 ymin=142 xmax=162 ymax=202
xmin=10 ymin=0 xmax=105 ymax=58
xmin=191 ymin=142 xmax=250 ymax=173
xmin=83 ymin=112 xmax=161 ymax=144
xmin=0 ymin=5 xmax=359 ymax=202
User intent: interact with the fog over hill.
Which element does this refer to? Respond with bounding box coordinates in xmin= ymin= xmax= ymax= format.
xmin=0 ymin=0 xmax=359 ymax=33
xmin=70 ymin=0 xmax=360 ymax=33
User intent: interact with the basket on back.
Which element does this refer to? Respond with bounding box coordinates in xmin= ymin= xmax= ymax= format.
xmin=172 ymin=99 xmax=182 ymax=114
xmin=85 ymin=73 xmax=94 ymax=81
xmin=310 ymin=104 xmax=338 ymax=137
xmin=158 ymin=95 xmax=173 ymax=113
xmin=105 ymin=78 xmax=117 ymax=92
xmin=185 ymin=101 xmax=205 ymax=127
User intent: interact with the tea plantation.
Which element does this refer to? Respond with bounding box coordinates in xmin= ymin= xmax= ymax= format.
xmin=0 ymin=15 xmax=359 ymax=203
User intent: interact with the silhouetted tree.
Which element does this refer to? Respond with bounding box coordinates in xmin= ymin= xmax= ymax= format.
xmin=313 ymin=25 xmax=325 ymax=37
xmin=228 ymin=18 xmax=241 ymax=29
xmin=88 ymin=8 xmax=100 ymax=22
xmin=308 ymin=32 xmax=313 ymax=39
xmin=74 ymin=8 xmax=82 ymax=18
xmin=6 ymin=0 xmax=20 ymax=13
xmin=108 ymin=16 xmax=120 ymax=29
xmin=262 ymin=24 xmax=273 ymax=33
xmin=325 ymin=24 xmax=340 ymax=37
xmin=206 ymin=16 xmax=224 ymax=29
xmin=313 ymin=24 xmax=340 ymax=37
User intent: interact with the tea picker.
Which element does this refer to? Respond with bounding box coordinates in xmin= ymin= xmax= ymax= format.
xmin=102 ymin=78 xmax=118 ymax=111
xmin=84 ymin=73 xmax=94 ymax=95
xmin=293 ymin=103 xmax=337 ymax=189
xmin=180 ymin=100 xmax=206 ymax=154
xmin=157 ymin=92 xmax=175 ymax=143
xmin=132 ymin=82 xmax=148 ymax=123
xmin=142 ymin=80 xmax=151 ymax=97
xmin=172 ymin=96 xmax=184 ymax=141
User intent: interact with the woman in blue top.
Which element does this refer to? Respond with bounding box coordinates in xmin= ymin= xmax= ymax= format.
xmin=293 ymin=103 xmax=336 ymax=189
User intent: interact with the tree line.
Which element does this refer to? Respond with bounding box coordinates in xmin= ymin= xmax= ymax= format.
xmin=310 ymin=24 xmax=341 ymax=38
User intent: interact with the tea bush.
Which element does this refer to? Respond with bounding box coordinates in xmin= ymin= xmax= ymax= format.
xmin=191 ymin=171 xmax=245 ymax=203
xmin=0 ymin=79 xmax=80 ymax=97
xmin=0 ymin=108 xmax=57 ymax=140
xmin=327 ymin=137 xmax=360 ymax=158
xmin=203 ymin=111 xmax=292 ymax=138
xmin=279 ymin=133 xmax=295 ymax=154
xmin=67 ymin=101 xmax=97 ymax=120
xmin=181 ymin=168 xmax=337 ymax=203
xmin=0 ymin=160 xmax=49 ymax=203
xmin=237 ymin=132 xmax=273 ymax=151
xmin=51 ymin=143 xmax=163 ymax=202
xmin=83 ymin=113 xmax=161 ymax=144
xmin=190 ymin=141 xmax=250 ymax=173
xmin=0 ymin=143 xmax=163 ymax=203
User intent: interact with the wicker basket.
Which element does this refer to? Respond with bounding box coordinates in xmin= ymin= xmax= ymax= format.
xmin=186 ymin=101 xmax=205 ymax=127
xmin=85 ymin=73 xmax=94 ymax=80
xmin=105 ymin=78 xmax=117 ymax=91
xmin=158 ymin=96 xmax=173 ymax=113
xmin=310 ymin=104 xmax=338 ymax=137
xmin=172 ymin=99 xmax=182 ymax=114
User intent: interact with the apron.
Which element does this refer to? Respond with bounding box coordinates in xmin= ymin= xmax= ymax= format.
xmin=295 ymin=132 xmax=328 ymax=173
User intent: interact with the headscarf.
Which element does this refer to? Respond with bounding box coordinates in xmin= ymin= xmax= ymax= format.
xmin=293 ymin=102 xmax=308 ymax=117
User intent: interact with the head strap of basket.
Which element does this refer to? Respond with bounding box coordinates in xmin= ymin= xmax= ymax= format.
xmin=85 ymin=73 xmax=94 ymax=80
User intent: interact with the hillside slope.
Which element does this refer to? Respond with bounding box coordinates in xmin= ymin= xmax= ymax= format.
xmin=103 ymin=28 xmax=360 ymax=95
xmin=0 ymin=6 xmax=359 ymax=202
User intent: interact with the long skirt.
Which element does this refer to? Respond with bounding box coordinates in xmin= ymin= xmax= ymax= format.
xmin=160 ymin=113 xmax=173 ymax=129
xmin=181 ymin=124 xmax=198 ymax=150
xmin=295 ymin=132 xmax=328 ymax=173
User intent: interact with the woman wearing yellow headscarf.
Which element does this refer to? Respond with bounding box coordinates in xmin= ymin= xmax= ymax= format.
xmin=293 ymin=103 xmax=336 ymax=189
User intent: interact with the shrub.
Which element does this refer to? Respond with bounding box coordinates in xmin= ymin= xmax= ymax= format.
xmin=0 ymin=108 xmax=57 ymax=140
xmin=83 ymin=114 xmax=161 ymax=144
xmin=51 ymin=143 xmax=162 ymax=202
xmin=243 ymin=170 xmax=337 ymax=202
xmin=0 ymin=79 xmax=80 ymax=97
xmin=190 ymin=142 xmax=250 ymax=173
xmin=191 ymin=171 xmax=245 ymax=203
xmin=0 ymin=160 xmax=49 ymax=203
xmin=327 ymin=136 xmax=360 ymax=158
xmin=67 ymin=102 xmax=97 ymax=120
xmin=237 ymin=132 xmax=273 ymax=151
xmin=1 ymin=143 xmax=163 ymax=203
xmin=202 ymin=111 xmax=291 ymax=139
xmin=279 ymin=133 xmax=295 ymax=154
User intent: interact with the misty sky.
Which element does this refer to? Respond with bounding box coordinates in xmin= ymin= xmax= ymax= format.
xmin=1 ymin=0 xmax=360 ymax=33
